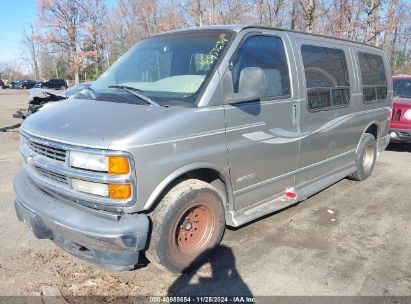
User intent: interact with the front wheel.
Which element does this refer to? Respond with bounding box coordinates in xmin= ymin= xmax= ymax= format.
xmin=146 ymin=179 xmax=225 ymax=273
xmin=348 ymin=133 xmax=377 ymax=181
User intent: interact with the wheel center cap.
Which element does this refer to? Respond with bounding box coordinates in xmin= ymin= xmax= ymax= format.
xmin=185 ymin=222 xmax=192 ymax=230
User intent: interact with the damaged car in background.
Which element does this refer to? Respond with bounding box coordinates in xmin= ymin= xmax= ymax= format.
xmin=13 ymin=83 xmax=94 ymax=119
xmin=12 ymin=89 xmax=67 ymax=120
xmin=0 ymin=83 xmax=93 ymax=132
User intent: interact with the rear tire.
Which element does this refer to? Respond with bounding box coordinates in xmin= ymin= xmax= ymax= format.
xmin=348 ymin=133 xmax=377 ymax=181
xmin=146 ymin=179 xmax=225 ymax=273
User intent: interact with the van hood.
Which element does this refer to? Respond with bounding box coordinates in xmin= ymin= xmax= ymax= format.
xmin=393 ymin=96 xmax=411 ymax=107
xmin=21 ymin=98 xmax=168 ymax=149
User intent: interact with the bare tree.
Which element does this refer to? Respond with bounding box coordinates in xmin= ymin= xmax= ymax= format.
xmin=363 ymin=0 xmax=382 ymax=45
xmin=38 ymin=0 xmax=87 ymax=83
xmin=382 ymin=0 xmax=400 ymax=62
xmin=78 ymin=0 xmax=107 ymax=78
xmin=27 ymin=0 xmax=411 ymax=79
xmin=22 ymin=24 xmax=40 ymax=79
xmin=257 ymin=0 xmax=286 ymax=27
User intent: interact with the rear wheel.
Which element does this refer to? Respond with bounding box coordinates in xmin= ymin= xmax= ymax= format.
xmin=146 ymin=179 xmax=225 ymax=273
xmin=348 ymin=133 xmax=377 ymax=181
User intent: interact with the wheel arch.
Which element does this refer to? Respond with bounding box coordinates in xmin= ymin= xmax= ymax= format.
xmin=355 ymin=121 xmax=379 ymax=155
xmin=363 ymin=122 xmax=379 ymax=140
xmin=144 ymin=162 xmax=233 ymax=212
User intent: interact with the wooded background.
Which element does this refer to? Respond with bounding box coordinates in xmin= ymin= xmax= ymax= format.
xmin=1 ymin=0 xmax=410 ymax=83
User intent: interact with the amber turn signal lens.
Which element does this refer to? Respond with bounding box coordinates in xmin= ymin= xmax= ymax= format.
xmin=109 ymin=184 xmax=131 ymax=199
xmin=108 ymin=156 xmax=129 ymax=174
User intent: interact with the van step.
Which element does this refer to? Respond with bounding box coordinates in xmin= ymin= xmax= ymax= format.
xmin=225 ymin=192 xmax=298 ymax=227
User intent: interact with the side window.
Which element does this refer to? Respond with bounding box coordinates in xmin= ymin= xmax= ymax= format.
xmin=232 ymin=35 xmax=290 ymax=98
xmin=301 ymin=45 xmax=350 ymax=110
xmin=358 ymin=52 xmax=387 ymax=103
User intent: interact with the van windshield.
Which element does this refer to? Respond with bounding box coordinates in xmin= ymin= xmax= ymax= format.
xmin=88 ymin=30 xmax=234 ymax=106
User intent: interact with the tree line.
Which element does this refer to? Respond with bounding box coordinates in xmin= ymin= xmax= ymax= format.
xmin=1 ymin=0 xmax=410 ymax=82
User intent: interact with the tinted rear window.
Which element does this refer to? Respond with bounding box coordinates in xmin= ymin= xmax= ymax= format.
xmin=358 ymin=52 xmax=387 ymax=103
xmin=358 ymin=53 xmax=386 ymax=85
xmin=301 ymin=45 xmax=350 ymax=110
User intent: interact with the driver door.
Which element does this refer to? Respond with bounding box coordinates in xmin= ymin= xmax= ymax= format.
xmin=224 ymin=32 xmax=300 ymax=209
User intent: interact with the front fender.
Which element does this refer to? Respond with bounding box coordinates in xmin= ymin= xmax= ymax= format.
xmin=143 ymin=162 xmax=233 ymax=211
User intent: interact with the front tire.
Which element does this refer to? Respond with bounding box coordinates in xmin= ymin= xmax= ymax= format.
xmin=146 ymin=179 xmax=225 ymax=273
xmin=348 ymin=133 xmax=377 ymax=181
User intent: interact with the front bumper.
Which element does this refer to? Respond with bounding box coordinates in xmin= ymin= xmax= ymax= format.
xmin=389 ymin=129 xmax=411 ymax=143
xmin=14 ymin=169 xmax=149 ymax=271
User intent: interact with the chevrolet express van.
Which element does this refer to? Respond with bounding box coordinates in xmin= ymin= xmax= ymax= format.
xmin=14 ymin=25 xmax=392 ymax=273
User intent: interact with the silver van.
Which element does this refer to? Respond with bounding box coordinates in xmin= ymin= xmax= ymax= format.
xmin=14 ymin=25 xmax=392 ymax=273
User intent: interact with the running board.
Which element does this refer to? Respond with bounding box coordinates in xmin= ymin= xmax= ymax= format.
xmin=225 ymin=192 xmax=298 ymax=227
xmin=225 ymin=165 xmax=356 ymax=227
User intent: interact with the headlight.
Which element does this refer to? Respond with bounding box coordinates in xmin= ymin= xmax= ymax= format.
xmin=71 ymin=179 xmax=132 ymax=199
xmin=71 ymin=179 xmax=109 ymax=197
xmin=69 ymin=151 xmax=129 ymax=174
xmin=69 ymin=151 xmax=108 ymax=172
xmin=69 ymin=151 xmax=132 ymax=199
xmin=404 ymin=109 xmax=411 ymax=120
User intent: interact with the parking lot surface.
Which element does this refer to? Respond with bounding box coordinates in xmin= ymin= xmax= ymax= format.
xmin=0 ymin=90 xmax=410 ymax=297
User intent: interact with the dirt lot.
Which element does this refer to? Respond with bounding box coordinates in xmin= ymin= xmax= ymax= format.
xmin=0 ymin=90 xmax=410 ymax=298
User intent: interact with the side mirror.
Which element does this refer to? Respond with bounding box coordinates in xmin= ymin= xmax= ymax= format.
xmin=227 ymin=67 xmax=266 ymax=104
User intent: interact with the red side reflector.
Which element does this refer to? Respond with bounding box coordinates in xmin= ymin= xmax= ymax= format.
xmin=285 ymin=191 xmax=297 ymax=199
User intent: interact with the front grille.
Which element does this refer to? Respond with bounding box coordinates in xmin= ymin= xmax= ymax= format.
xmin=395 ymin=109 xmax=402 ymax=121
xmin=35 ymin=166 xmax=68 ymax=185
xmin=399 ymin=131 xmax=410 ymax=137
xmin=29 ymin=141 xmax=66 ymax=162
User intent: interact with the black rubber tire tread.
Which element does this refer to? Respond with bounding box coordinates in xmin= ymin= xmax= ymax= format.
xmin=348 ymin=133 xmax=377 ymax=181
xmin=146 ymin=179 xmax=225 ymax=273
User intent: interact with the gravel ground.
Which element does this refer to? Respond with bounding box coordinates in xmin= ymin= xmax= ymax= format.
xmin=0 ymin=90 xmax=410 ymax=298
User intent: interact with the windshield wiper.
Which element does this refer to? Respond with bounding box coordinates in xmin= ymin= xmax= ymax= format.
xmin=84 ymin=86 xmax=96 ymax=99
xmin=108 ymin=85 xmax=160 ymax=107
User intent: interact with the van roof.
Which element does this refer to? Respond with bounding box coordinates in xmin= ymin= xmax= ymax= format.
xmin=162 ymin=25 xmax=382 ymax=50
xmin=393 ymin=74 xmax=411 ymax=79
